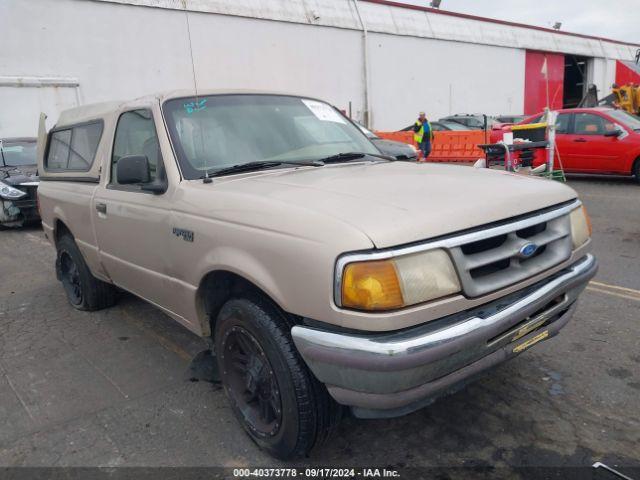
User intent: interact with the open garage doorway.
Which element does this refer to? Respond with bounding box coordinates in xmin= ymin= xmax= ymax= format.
xmin=563 ymin=55 xmax=589 ymax=108
xmin=524 ymin=51 xmax=591 ymax=114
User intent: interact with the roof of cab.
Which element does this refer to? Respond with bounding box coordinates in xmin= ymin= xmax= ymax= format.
xmin=56 ymin=100 xmax=124 ymax=127
xmin=55 ymin=89 xmax=318 ymax=127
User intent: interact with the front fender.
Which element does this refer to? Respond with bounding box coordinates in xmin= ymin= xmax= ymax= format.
xmin=197 ymin=245 xmax=287 ymax=311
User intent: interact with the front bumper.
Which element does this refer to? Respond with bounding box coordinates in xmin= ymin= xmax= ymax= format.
xmin=292 ymin=254 xmax=597 ymax=419
xmin=0 ymin=184 xmax=39 ymax=226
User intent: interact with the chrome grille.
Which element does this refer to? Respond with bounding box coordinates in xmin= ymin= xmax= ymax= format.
xmin=334 ymin=200 xmax=580 ymax=307
xmin=449 ymin=211 xmax=572 ymax=297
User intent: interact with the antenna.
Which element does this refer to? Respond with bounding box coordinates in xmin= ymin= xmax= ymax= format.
xmin=184 ymin=7 xmax=198 ymax=95
xmin=183 ymin=4 xmax=211 ymax=182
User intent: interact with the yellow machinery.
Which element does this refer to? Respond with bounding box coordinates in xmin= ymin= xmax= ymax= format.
xmin=580 ymin=51 xmax=640 ymax=114
xmin=611 ymin=84 xmax=640 ymax=115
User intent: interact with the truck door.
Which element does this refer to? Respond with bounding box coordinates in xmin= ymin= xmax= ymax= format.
xmin=92 ymin=107 xmax=174 ymax=308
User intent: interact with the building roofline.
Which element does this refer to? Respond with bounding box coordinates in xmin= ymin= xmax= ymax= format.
xmin=362 ymin=0 xmax=640 ymax=48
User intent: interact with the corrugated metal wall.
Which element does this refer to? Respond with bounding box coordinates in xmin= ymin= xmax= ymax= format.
xmin=91 ymin=0 xmax=640 ymax=59
xmin=1 ymin=0 xmax=637 ymax=136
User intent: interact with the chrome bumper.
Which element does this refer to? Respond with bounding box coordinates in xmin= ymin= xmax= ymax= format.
xmin=292 ymin=254 xmax=597 ymax=418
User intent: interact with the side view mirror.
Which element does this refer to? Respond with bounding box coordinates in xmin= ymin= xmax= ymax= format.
xmin=604 ymin=128 xmax=623 ymax=138
xmin=116 ymin=155 xmax=150 ymax=184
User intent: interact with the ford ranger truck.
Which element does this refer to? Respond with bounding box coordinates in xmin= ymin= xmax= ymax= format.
xmin=37 ymin=91 xmax=598 ymax=459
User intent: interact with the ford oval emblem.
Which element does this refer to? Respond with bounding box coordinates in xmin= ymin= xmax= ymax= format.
xmin=519 ymin=243 xmax=538 ymax=258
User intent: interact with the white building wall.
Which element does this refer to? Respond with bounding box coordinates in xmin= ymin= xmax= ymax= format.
xmin=589 ymin=57 xmax=618 ymax=99
xmin=368 ymin=33 xmax=525 ymax=129
xmin=0 ymin=0 xmax=196 ymax=136
xmin=0 ymin=0 xmax=367 ymax=136
xmin=93 ymin=0 xmax=640 ymax=61
xmin=0 ymin=0 xmax=637 ymax=136
xmin=187 ymin=12 xmax=365 ymax=120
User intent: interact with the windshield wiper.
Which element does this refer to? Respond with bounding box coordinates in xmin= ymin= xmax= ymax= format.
xmin=319 ymin=152 xmax=395 ymax=164
xmin=202 ymin=160 xmax=323 ymax=180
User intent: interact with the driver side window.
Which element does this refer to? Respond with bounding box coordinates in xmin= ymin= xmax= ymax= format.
xmin=111 ymin=109 xmax=162 ymax=185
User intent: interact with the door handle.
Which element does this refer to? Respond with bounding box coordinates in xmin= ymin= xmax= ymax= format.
xmin=573 ymin=138 xmax=587 ymax=143
xmin=95 ymin=202 xmax=107 ymax=214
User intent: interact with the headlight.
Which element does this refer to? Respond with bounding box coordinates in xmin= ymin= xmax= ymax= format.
xmin=340 ymin=249 xmax=461 ymax=311
xmin=570 ymin=205 xmax=591 ymax=249
xmin=0 ymin=180 xmax=27 ymax=200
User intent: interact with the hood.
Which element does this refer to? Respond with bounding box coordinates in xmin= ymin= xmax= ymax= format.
xmin=371 ymin=138 xmax=417 ymax=159
xmin=210 ymin=162 xmax=577 ymax=249
xmin=0 ymin=164 xmax=39 ymax=185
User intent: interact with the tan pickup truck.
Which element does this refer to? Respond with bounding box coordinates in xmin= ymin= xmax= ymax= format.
xmin=37 ymin=90 xmax=597 ymax=459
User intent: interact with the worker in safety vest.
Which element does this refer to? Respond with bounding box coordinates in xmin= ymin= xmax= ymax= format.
xmin=413 ymin=112 xmax=434 ymax=159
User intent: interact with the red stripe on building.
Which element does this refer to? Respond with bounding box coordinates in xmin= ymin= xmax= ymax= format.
xmin=615 ymin=60 xmax=640 ymax=85
xmin=524 ymin=51 xmax=564 ymax=115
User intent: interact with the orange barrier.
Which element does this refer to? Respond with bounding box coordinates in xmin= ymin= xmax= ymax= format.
xmin=375 ymin=130 xmax=486 ymax=163
xmin=374 ymin=131 xmax=414 ymax=145
xmin=429 ymin=131 xmax=486 ymax=162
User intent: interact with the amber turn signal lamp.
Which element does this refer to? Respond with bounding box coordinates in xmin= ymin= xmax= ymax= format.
xmin=341 ymin=260 xmax=404 ymax=311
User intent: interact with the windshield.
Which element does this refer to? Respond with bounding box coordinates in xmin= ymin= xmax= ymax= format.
xmin=607 ymin=109 xmax=640 ymax=131
xmin=163 ymin=94 xmax=379 ymax=179
xmin=0 ymin=140 xmax=37 ymax=167
xmin=465 ymin=118 xmax=485 ymax=128
xmin=441 ymin=122 xmax=468 ymax=131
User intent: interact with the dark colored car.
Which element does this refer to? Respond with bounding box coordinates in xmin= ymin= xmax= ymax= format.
xmin=439 ymin=114 xmax=486 ymax=130
xmin=357 ymin=123 xmax=418 ymax=160
xmin=0 ymin=137 xmax=40 ymax=227
xmin=431 ymin=121 xmax=472 ymax=131
xmin=494 ymin=114 xmax=526 ymax=124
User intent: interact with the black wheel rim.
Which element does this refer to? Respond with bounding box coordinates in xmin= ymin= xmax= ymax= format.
xmin=220 ymin=326 xmax=282 ymax=437
xmin=60 ymin=252 xmax=82 ymax=305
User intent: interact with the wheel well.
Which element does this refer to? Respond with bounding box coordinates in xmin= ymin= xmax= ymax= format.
xmin=54 ymin=219 xmax=73 ymax=245
xmin=198 ymin=271 xmax=285 ymax=338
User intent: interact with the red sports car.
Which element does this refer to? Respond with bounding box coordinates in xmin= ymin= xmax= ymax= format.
xmin=490 ymin=108 xmax=640 ymax=182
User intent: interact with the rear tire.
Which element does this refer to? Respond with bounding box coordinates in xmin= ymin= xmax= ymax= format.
xmin=56 ymin=235 xmax=117 ymax=311
xmin=214 ymin=296 xmax=342 ymax=459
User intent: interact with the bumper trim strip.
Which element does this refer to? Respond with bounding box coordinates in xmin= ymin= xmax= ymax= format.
xmin=299 ymin=254 xmax=594 ymax=359
xmin=292 ymin=254 xmax=597 ymax=412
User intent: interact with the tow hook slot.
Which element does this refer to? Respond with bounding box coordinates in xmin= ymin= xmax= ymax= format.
xmin=487 ymin=294 xmax=567 ymax=346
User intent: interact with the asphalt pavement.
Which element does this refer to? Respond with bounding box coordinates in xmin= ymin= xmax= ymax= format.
xmin=0 ymin=176 xmax=638 ymax=478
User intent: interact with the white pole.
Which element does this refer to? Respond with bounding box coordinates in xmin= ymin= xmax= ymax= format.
xmin=542 ymin=56 xmax=550 ymax=109
xmin=546 ymin=109 xmax=557 ymax=173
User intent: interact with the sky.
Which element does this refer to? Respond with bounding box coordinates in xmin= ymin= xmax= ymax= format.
xmin=400 ymin=0 xmax=639 ymax=44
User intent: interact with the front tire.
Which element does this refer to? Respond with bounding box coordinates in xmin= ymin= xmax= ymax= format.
xmin=56 ymin=235 xmax=117 ymax=311
xmin=633 ymin=159 xmax=640 ymax=184
xmin=214 ymin=296 xmax=341 ymax=459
